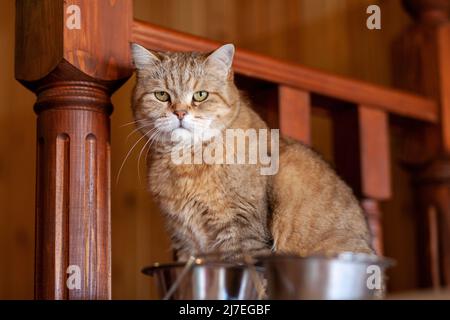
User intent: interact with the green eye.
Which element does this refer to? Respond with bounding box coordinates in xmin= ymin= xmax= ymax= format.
xmin=154 ymin=91 xmax=170 ymax=102
xmin=193 ymin=91 xmax=209 ymax=102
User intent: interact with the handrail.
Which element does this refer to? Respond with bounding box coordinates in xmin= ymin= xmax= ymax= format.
xmin=132 ymin=19 xmax=438 ymax=123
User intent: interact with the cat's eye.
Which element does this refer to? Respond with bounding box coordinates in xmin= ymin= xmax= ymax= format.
xmin=193 ymin=91 xmax=209 ymax=102
xmin=154 ymin=91 xmax=170 ymax=102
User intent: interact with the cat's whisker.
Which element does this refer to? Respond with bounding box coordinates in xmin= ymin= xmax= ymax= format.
xmin=137 ymin=128 xmax=162 ymax=183
xmin=137 ymin=135 xmax=153 ymax=185
xmin=151 ymin=131 xmax=166 ymax=151
xmin=116 ymin=127 xmax=154 ymax=185
xmin=144 ymin=143 xmax=152 ymax=168
xmin=145 ymin=130 xmax=165 ymax=165
xmin=119 ymin=118 xmax=148 ymax=128
xmin=126 ymin=124 xmax=155 ymax=141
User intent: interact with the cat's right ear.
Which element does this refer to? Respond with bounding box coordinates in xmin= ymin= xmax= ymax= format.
xmin=131 ymin=43 xmax=160 ymax=70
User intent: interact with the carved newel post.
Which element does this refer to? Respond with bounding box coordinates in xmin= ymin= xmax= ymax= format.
xmin=394 ymin=0 xmax=450 ymax=288
xmin=15 ymin=0 xmax=133 ymax=299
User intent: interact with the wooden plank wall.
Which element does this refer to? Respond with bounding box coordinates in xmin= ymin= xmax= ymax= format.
xmin=0 ymin=0 xmax=36 ymax=299
xmin=0 ymin=0 xmax=418 ymax=299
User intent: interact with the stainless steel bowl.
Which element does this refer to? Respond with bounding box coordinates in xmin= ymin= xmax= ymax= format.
xmin=142 ymin=260 xmax=263 ymax=300
xmin=259 ymin=252 xmax=393 ymax=300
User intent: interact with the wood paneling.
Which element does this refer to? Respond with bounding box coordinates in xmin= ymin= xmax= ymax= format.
xmin=133 ymin=0 xmax=411 ymax=85
xmin=0 ymin=0 xmax=36 ymax=300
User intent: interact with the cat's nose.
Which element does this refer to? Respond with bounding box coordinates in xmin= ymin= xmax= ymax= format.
xmin=173 ymin=110 xmax=187 ymax=120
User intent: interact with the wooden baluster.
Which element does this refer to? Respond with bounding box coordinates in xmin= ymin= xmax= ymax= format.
xmin=234 ymin=82 xmax=310 ymax=143
xmin=358 ymin=106 xmax=391 ymax=255
xmin=15 ymin=0 xmax=133 ymax=299
xmin=394 ymin=0 xmax=450 ymax=288
xmin=278 ymin=86 xmax=311 ymax=145
xmin=333 ymin=106 xmax=391 ymax=255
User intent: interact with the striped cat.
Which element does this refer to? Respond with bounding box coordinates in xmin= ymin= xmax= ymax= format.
xmin=131 ymin=43 xmax=373 ymax=261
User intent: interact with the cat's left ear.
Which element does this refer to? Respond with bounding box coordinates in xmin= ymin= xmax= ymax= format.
xmin=205 ymin=44 xmax=235 ymax=78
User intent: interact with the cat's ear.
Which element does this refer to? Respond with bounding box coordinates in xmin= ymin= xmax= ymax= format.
xmin=205 ymin=44 xmax=235 ymax=77
xmin=131 ymin=43 xmax=160 ymax=69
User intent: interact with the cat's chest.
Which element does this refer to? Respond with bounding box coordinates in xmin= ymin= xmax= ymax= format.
xmin=150 ymin=163 xmax=229 ymax=211
xmin=151 ymin=159 xmax=265 ymax=200
xmin=148 ymin=160 xmax=269 ymax=254
xmin=149 ymin=165 xmax=231 ymax=250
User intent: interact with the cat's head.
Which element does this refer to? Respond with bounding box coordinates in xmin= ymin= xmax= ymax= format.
xmin=131 ymin=43 xmax=238 ymax=145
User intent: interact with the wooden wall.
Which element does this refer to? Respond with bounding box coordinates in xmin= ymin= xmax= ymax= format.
xmin=0 ymin=0 xmax=36 ymax=299
xmin=0 ymin=0 xmax=419 ymax=299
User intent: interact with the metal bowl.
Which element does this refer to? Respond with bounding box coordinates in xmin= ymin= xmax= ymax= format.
xmin=258 ymin=252 xmax=393 ymax=300
xmin=142 ymin=259 xmax=264 ymax=300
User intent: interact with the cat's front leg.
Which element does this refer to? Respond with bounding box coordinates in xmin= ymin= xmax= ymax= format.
xmin=209 ymin=227 xmax=272 ymax=262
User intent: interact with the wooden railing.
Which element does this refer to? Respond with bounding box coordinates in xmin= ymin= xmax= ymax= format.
xmin=14 ymin=0 xmax=450 ymax=299
xmin=133 ymin=19 xmax=438 ymax=123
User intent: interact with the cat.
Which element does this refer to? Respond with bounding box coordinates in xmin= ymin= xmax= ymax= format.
xmin=130 ymin=43 xmax=374 ymax=261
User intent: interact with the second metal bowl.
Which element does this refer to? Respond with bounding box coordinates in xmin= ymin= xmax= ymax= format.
xmin=258 ymin=252 xmax=393 ymax=300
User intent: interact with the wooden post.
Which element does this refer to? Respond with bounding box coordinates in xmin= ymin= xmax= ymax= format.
xmin=393 ymin=0 xmax=450 ymax=288
xmin=15 ymin=0 xmax=133 ymax=299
